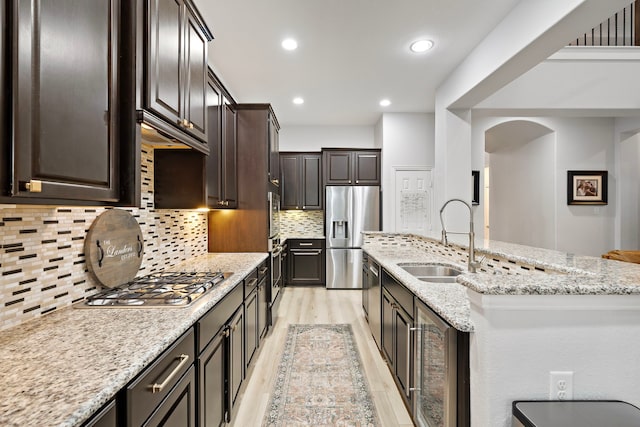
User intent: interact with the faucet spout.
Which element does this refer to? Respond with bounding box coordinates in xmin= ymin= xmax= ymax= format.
xmin=439 ymin=198 xmax=481 ymax=273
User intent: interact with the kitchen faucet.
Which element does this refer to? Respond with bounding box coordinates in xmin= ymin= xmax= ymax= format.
xmin=439 ymin=198 xmax=482 ymax=273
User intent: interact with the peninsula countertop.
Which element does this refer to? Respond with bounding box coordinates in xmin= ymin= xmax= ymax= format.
xmin=363 ymin=232 xmax=640 ymax=332
xmin=0 ymin=252 xmax=267 ymax=427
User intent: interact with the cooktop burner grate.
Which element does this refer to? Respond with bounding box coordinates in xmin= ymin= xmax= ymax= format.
xmin=84 ymin=271 xmax=229 ymax=307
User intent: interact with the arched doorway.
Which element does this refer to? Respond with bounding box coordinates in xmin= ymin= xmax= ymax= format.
xmin=484 ymin=120 xmax=556 ymax=249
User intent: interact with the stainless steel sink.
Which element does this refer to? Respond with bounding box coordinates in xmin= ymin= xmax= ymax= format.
xmin=397 ymin=263 xmax=463 ymax=283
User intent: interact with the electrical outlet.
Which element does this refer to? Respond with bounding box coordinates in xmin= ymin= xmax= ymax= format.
xmin=550 ymin=371 xmax=573 ymax=400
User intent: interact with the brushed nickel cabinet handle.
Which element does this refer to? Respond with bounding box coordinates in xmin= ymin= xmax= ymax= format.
xmin=149 ymin=354 xmax=189 ymax=394
xmin=293 ymin=250 xmax=322 ymax=255
xmin=23 ymin=179 xmax=43 ymax=193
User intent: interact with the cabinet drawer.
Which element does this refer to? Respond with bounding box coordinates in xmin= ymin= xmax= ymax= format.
xmin=126 ymin=328 xmax=195 ymax=427
xmin=197 ymin=283 xmax=243 ymax=352
xmin=257 ymin=260 xmax=269 ymax=280
xmin=382 ymin=270 xmax=414 ymax=317
xmin=288 ymin=239 xmax=324 ymax=250
xmin=244 ymin=269 xmax=258 ymax=295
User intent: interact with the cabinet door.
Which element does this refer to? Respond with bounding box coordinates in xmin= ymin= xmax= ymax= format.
xmin=394 ymin=305 xmax=412 ymax=401
xmin=280 ymin=154 xmax=300 ymax=209
xmin=289 ymin=250 xmax=324 ymax=285
xmin=143 ymin=366 xmax=196 ymax=427
xmin=147 ymin=0 xmax=183 ymax=126
xmin=324 ymin=151 xmax=353 ymax=185
xmin=222 ymin=99 xmax=238 ymax=207
xmin=257 ymin=276 xmax=268 ymax=339
xmin=382 ymin=290 xmax=394 ymax=363
xmin=268 ymin=115 xmax=280 ymax=186
xmin=11 ymin=0 xmax=122 ymax=202
xmin=84 ymin=400 xmax=116 ymax=427
xmin=354 ymin=151 xmax=381 ymax=185
xmin=183 ymin=7 xmax=208 ymax=141
xmin=229 ymin=307 xmax=244 ymax=410
xmin=206 ymin=77 xmax=222 ymax=207
xmin=362 ymin=258 xmax=369 ymax=317
xmin=198 ymin=332 xmax=226 ymax=427
xmin=301 ymin=154 xmax=322 ymax=209
xmin=245 ymin=288 xmax=258 ymax=369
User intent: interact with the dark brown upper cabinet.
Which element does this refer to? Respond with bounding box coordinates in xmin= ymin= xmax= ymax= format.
xmin=139 ymin=0 xmax=213 ymax=152
xmin=0 ymin=0 xmax=138 ymax=205
xmin=280 ymin=153 xmax=322 ymax=210
xmin=323 ymin=149 xmax=381 ymax=186
xmin=206 ymin=71 xmax=237 ymax=209
xmin=268 ymin=113 xmax=280 ymax=187
xmin=154 ymin=70 xmax=237 ymax=210
xmin=208 ymin=104 xmax=279 ymax=253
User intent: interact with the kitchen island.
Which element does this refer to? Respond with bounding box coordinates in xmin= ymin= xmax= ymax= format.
xmin=363 ymin=232 xmax=640 ymax=427
xmin=0 ymin=252 xmax=267 ymax=427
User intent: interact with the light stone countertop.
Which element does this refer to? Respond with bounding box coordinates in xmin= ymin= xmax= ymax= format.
xmin=362 ymin=243 xmax=474 ymax=332
xmin=364 ymin=233 xmax=640 ymax=332
xmin=0 ymin=252 xmax=268 ymax=427
xmin=281 ymin=234 xmax=325 ymax=241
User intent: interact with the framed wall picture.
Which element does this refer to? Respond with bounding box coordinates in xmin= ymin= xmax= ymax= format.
xmin=472 ymin=170 xmax=480 ymax=205
xmin=567 ymin=170 xmax=607 ymax=205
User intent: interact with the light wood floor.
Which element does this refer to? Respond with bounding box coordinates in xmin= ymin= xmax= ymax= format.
xmin=231 ymin=286 xmax=414 ymax=426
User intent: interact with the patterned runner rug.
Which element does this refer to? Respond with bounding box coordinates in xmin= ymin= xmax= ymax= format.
xmin=263 ymin=324 xmax=380 ymax=427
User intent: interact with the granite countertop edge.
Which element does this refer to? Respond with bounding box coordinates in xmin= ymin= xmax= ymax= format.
xmin=363 ymin=233 xmax=640 ymax=331
xmin=363 ymin=232 xmax=640 ymax=296
xmin=0 ymin=252 xmax=268 ymax=427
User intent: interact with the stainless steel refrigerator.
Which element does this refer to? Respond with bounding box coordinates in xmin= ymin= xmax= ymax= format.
xmin=325 ymin=186 xmax=380 ymax=289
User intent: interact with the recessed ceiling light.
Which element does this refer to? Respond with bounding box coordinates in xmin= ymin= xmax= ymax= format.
xmin=410 ymin=39 xmax=434 ymax=53
xmin=293 ymin=97 xmax=304 ymax=105
xmin=282 ymin=38 xmax=298 ymax=51
xmin=379 ymin=99 xmax=391 ymax=107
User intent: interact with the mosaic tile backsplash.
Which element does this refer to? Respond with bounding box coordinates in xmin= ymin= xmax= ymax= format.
xmin=279 ymin=210 xmax=324 ymax=237
xmin=0 ymin=145 xmax=208 ymax=331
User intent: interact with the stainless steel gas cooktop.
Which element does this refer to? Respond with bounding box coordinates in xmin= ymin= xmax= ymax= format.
xmin=83 ymin=271 xmax=230 ymax=308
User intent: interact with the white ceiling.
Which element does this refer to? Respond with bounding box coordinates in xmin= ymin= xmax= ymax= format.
xmin=194 ymin=0 xmax=522 ymax=127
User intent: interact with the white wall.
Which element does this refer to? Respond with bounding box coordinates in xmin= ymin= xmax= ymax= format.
xmin=278 ymin=125 xmax=376 ymax=151
xmin=555 ymin=117 xmax=616 ymax=256
xmin=379 ymin=113 xmax=434 ymax=231
xmin=488 ymin=133 xmax=556 ymax=250
xmin=469 ymin=292 xmax=640 ymax=427
xmin=614 ymin=118 xmax=640 ymax=250
xmin=474 ymin=116 xmax=617 ymax=257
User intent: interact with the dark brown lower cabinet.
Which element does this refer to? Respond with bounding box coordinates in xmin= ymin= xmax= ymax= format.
xmin=143 ymin=366 xmax=196 ymax=427
xmin=381 ymin=272 xmax=414 ymax=408
xmin=198 ymin=331 xmax=225 ymax=427
xmin=257 ymin=273 xmax=269 ymax=339
xmin=228 ymin=307 xmax=245 ymax=411
xmin=197 ymin=283 xmax=245 ymax=426
xmin=82 ymin=400 xmax=116 ymax=427
xmin=126 ymin=329 xmax=196 ymax=426
xmin=287 ymin=239 xmax=325 ymax=286
xmin=245 ymin=287 xmax=258 ymax=369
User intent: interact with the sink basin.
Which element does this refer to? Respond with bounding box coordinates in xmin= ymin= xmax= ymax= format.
xmin=397 ymin=263 xmax=463 ymax=283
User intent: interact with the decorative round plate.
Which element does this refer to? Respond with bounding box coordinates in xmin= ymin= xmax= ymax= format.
xmin=85 ymin=209 xmax=144 ymax=288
